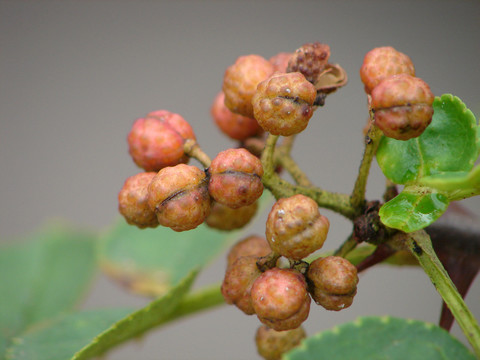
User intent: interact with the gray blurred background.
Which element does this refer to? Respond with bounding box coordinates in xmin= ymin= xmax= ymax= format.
xmin=1 ymin=1 xmax=479 ymax=359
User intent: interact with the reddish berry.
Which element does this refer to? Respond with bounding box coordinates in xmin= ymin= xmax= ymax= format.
xmin=266 ymin=194 xmax=329 ymax=260
xmin=147 ymin=164 xmax=210 ymax=232
xmin=226 ymin=235 xmax=271 ymax=269
xmin=307 ymin=256 xmax=358 ymax=311
xmin=255 ymin=325 xmax=306 ymax=360
xmin=371 ymin=74 xmax=434 ymax=140
xmin=222 ymin=54 xmax=275 ymax=118
xmin=360 ymin=46 xmax=415 ymax=94
xmin=269 ymin=52 xmax=292 ymax=73
xmin=287 ymin=42 xmax=331 ymax=84
xmin=251 ymin=268 xmax=311 ymax=331
xmin=118 ymin=172 xmax=158 ymax=228
xmin=127 ymin=110 xmax=196 ymax=172
xmin=206 ymin=201 xmax=259 ymax=231
xmin=208 ymin=148 xmax=263 ymax=209
xmin=211 ymin=92 xmax=263 ymax=141
xmin=252 ymin=72 xmax=316 ymax=136
xmin=221 ymin=255 xmax=262 ymax=315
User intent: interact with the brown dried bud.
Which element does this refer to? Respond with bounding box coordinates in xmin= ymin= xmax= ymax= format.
xmin=287 ymin=42 xmax=331 ymax=84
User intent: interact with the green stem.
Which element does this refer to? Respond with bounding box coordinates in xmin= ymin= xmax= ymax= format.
xmin=261 ymin=133 xmax=356 ymax=219
xmin=334 ymin=234 xmax=357 ymax=257
xmin=164 ymin=283 xmax=225 ymax=321
xmin=406 ymin=230 xmax=480 ymax=357
xmin=350 ymin=123 xmax=382 ymax=213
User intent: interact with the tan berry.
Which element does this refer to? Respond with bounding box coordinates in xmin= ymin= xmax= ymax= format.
xmin=222 ymin=54 xmax=275 ymax=118
xmin=252 ymin=72 xmax=316 ymax=136
xmin=118 ymin=172 xmax=158 ymax=228
xmin=255 ymin=325 xmax=306 ymax=360
xmin=206 ymin=201 xmax=259 ymax=231
xmin=221 ymin=255 xmax=262 ymax=315
xmin=251 ymin=268 xmax=311 ymax=331
xmin=127 ymin=110 xmax=196 ymax=172
xmin=371 ymin=74 xmax=434 ymax=140
xmin=226 ymin=235 xmax=272 ymax=269
xmin=266 ymin=194 xmax=330 ymax=260
xmin=287 ymin=42 xmax=331 ymax=83
xmin=360 ymin=46 xmax=415 ymax=94
xmin=307 ymin=256 xmax=358 ymax=311
xmin=208 ymin=148 xmax=263 ymax=209
xmin=147 ymin=164 xmax=210 ymax=232
xmin=269 ymin=52 xmax=292 ymax=73
xmin=211 ymin=92 xmax=263 ymax=141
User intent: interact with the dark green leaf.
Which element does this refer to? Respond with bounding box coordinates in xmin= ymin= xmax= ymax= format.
xmin=284 ymin=316 xmax=476 ymax=360
xmin=0 ymin=223 xmax=97 ymax=358
xmin=376 ymin=94 xmax=479 ymax=185
xmin=379 ymin=187 xmax=449 ymax=232
xmin=6 ymin=270 xmax=198 ymax=360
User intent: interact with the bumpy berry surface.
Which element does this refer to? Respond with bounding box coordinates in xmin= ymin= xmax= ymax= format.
xmin=206 ymin=201 xmax=259 ymax=231
xmin=221 ymin=255 xmax=262 ymax=315
xmin=211 ymin=92 xmax=263 ymax=141
xmin=266 ymin=194 xmax=329 ymax=260
xmin=118 ymin=172 xmax=158 ymax=228
xmin=252 ymin=72 xmax=316 ymax=136
xmin=208 ymin=148 xmax=263 ymax=209
xmin=222 ymin=54 xmax=274 ymax=118
xmin=269 ymin=52 xmax=292 ymax=73
xmin=371 ymin=74 xmax=434 ymax=140
xmin=127 ymin=110 xmax=196 ymax=172
xmin=255 ymin=325 xmax=306 ymax=360
xmin=251 ymin=268 xmax=311 ymax=331
xmin=307 ymin=256 xmax=358 ymax=311
xmin=360 ymin=46 xmax=415 ymax=94
xmin=287 ymin=42 xmax=330 ymax=84
xmin=226 ymin=235 xmax=271 ymax=269
xmin=147 ymin=164 xmax=210 ymax=232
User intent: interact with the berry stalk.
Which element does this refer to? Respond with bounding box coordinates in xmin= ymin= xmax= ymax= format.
xmin=261 ymin=133 xmax=356 ymax=219
xmin=183 ymin=139 xmax=212 ymax=168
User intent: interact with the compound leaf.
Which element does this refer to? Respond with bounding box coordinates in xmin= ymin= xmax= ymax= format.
xmin=284 ymin=316 xmax=475 ymax=360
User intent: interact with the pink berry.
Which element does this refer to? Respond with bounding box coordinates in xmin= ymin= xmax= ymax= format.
xmin=371 ymin=74 xmax=434 ymax=140
xmin=127 ymin=110 xmax=196 ymax=172
xmin=252 ymin=72 xmax=317 ymax=136
xmin=266 ymin=194 xmax=330 ymax=260
xmin=360 ymin=46 xmax=415 ymax=94
xmin=208 ymin=148 xmax=263 ymax=209
xmin=147 ymin=164 xmax=210 ymax=232
xmin=118 ymin=172 xmax=158 ymax=228
xmin=222 ymin=55 xmax=275 ymax=118
xmin=211 ymin=92 xmax=263 ymax=141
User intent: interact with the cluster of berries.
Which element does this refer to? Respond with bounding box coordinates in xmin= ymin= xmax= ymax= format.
xmin=360 ymin=46 xmax=435 ymax=140
xmin=118 ymin=109 xmax=264 ymax=232
xmin=118 ymin=42 xmax=434 ymax=359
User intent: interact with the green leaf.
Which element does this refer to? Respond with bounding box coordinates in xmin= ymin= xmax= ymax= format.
xmin=379 ymin=187 xmax=449 ymax=233
xmin=0 ymin=223 xmax=97 ymax=358
xmin=284 ymin=316 xmax=476 ymax=360
xmin=419 ymin=165 xmax=480 ymax=201
xmin=98 ymin=219 xmax=237 ymax=296
xmin=6 ymin=270 xmax=198 ymax=360
xmin=376 ymin=94 xmax=479 ymax=185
